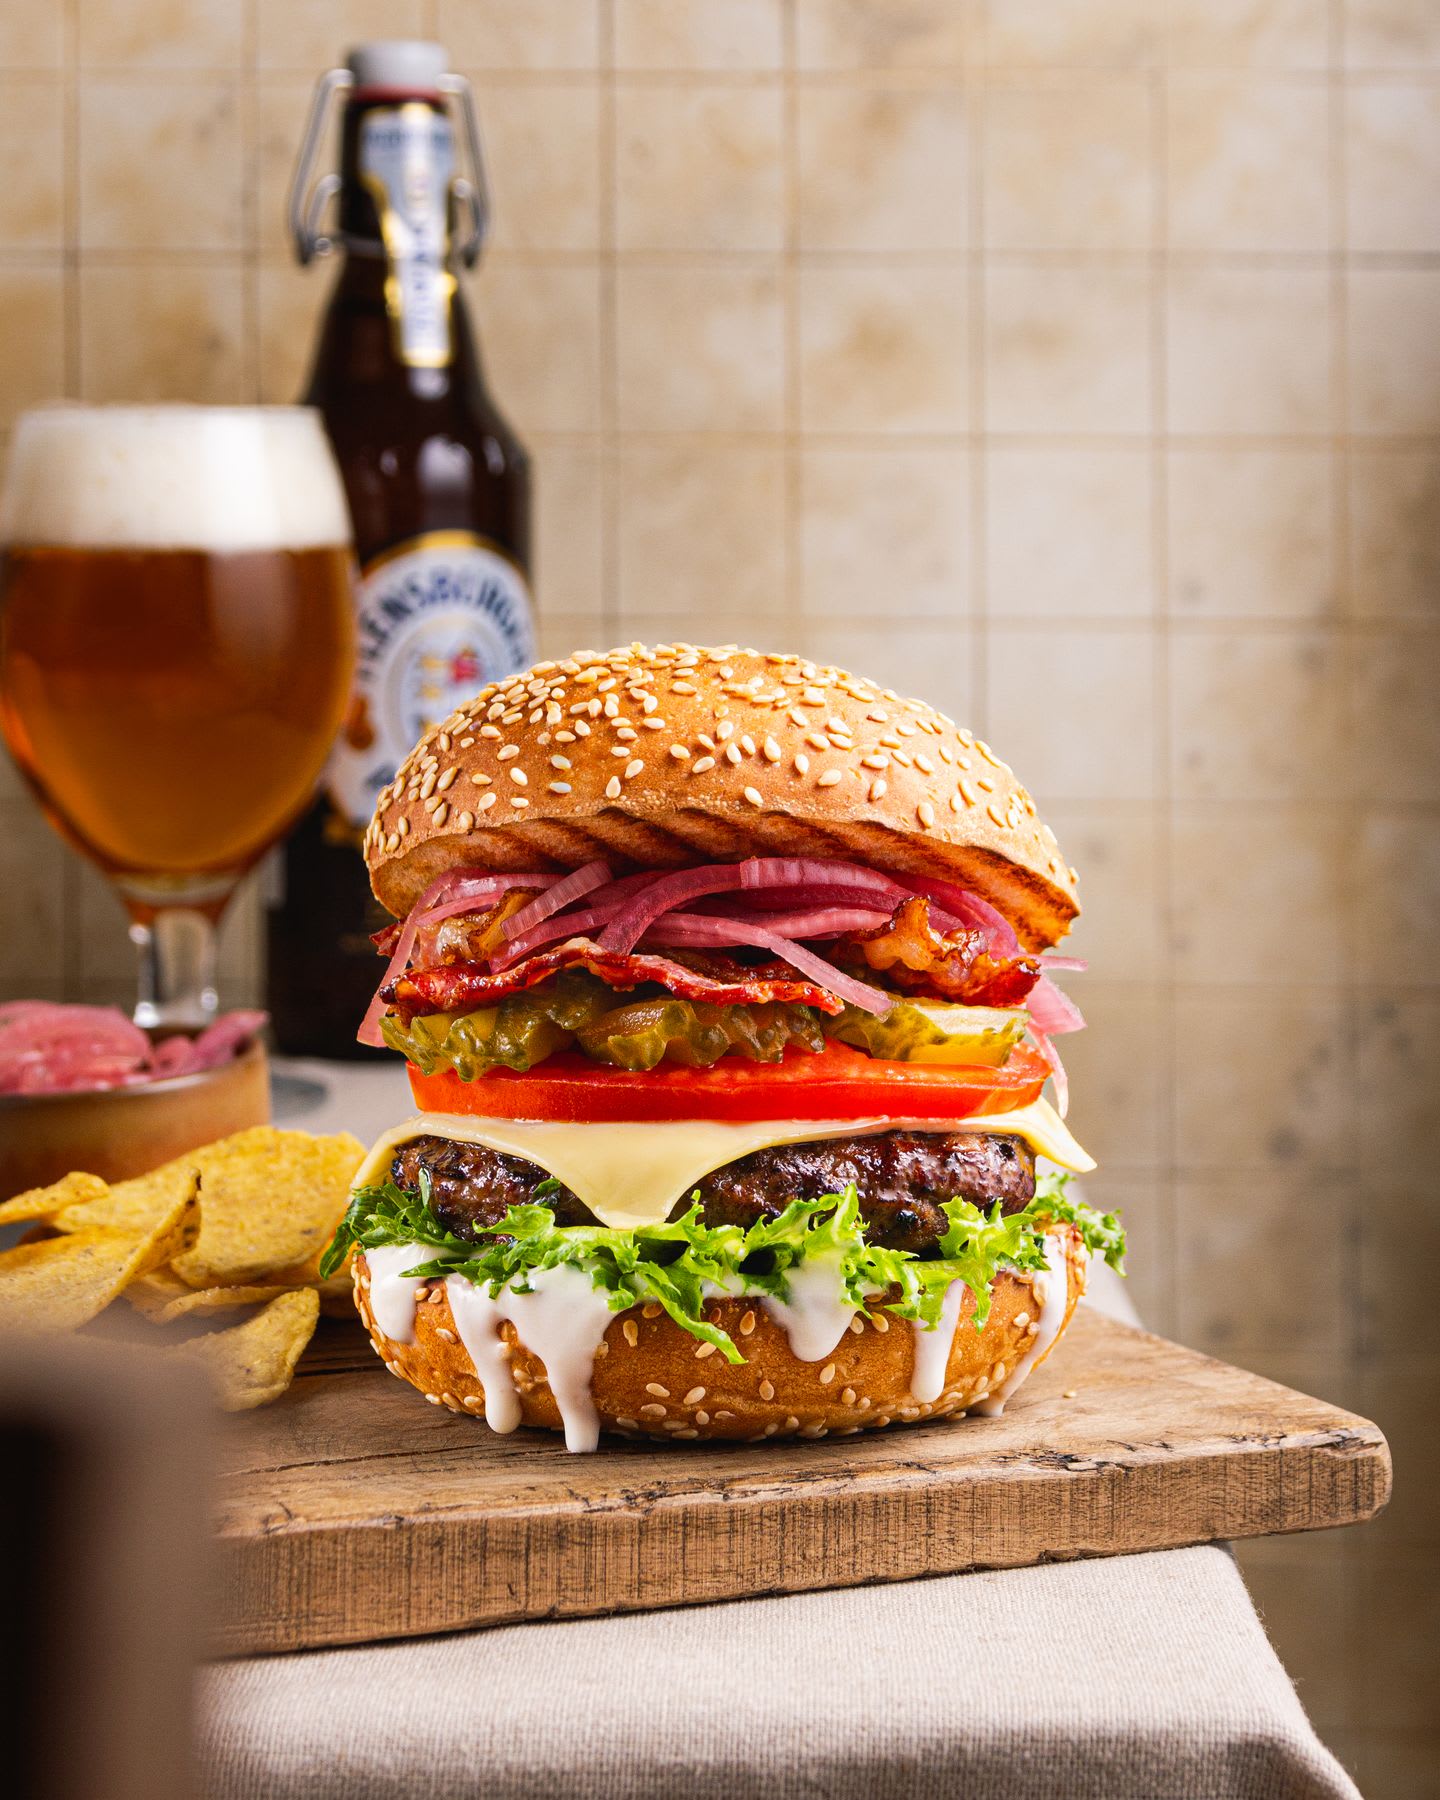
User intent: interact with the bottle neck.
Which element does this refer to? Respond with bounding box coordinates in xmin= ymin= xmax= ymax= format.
xmin=333 ymin=92 xmax=461 ymax=372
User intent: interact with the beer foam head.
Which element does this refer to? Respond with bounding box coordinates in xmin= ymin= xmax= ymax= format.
xmin=1 ymin=406 xmax=352 ymax=552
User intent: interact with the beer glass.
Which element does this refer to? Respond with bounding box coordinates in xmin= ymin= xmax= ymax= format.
xmin=0 ymin=406 xmax=356 ymax=1028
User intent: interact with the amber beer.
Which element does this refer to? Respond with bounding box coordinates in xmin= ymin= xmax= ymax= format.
xmin=0 ymin=407 xmax=355 ymax=902
xmin=270 ymin=40 xmax=534 ymax=1056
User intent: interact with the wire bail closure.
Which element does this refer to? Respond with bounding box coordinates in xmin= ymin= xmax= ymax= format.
xmin=287 ymin=66 xmax=491 ymax=268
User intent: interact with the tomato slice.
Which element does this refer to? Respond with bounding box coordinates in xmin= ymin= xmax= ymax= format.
xmin=406 ymin=1042 xmax=1049 ymax=1124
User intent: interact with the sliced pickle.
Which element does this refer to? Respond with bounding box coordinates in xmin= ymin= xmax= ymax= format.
xmin=824 ymin=998 xmax=1026 ymax=1067
xmin=575 ymin=998 xmax=826 ymax=1071
xmin=382 ymin=970 xmax=615 ymax=1078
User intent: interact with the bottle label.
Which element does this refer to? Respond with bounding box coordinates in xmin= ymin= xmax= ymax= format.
xmin=358 ymin=104 xmax=455 ymax=368
xmin=326 ymin=532 xmax=537 ymax=830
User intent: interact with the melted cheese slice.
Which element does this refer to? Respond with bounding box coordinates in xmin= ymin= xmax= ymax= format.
xmin=354 ymin=1098 xmax=1095 ymax=1232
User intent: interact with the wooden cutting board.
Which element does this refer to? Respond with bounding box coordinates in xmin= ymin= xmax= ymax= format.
xmin=211 ymin=1307 xmax=1389 ymax=1656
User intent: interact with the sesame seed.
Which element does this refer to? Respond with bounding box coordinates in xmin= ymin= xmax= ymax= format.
xmin=436 ymin=1327 xmax=456 ymax=1345
xmin=817 ymin=769 xmax=842 ymax=788
xmin=691 ymin=755 xmax=716 ymax=773
xmin=624 ymin=758 xmax=644 ymax=779
xmin=871 ymin=1312 xmax=889 ymax=1334
xmin=669 ymin=744 xmax=690 ymax=760
xmin=784 ymin=1415 xmax=801 ymax=1431
xmin=763 ymin=736 xmax=782 ymax=762
xmin=469 ymin=772 xmax=491 ymax=786
xmin=456 ymin=810 xmax=474 ymax=830
xmin=695 ymin=1341 xmax=717 ymax=1359
xmin=396 ymin=815 xmax=410 ymax=835
xmin=510 ymin=796 xmax=529 ymax=809
xmin=694 ymin=1411 xmax=710 ymax=1426
xmin=498 ymin=744 xmax=519 ymax=761
xmin=819 ymin=1363 xmax=837 ymax=1385
xmin=847 ymin=1315 xmax=864 ymax=1334
xmin=759 ymin=1379 xmax=776 ymax=1400
xmin=480 ymin=724 xmax=501 ymax=739
xmin=716 ymin=720 xmax=735 ymax=740
xmin=991 ymin=1363 xmax=1007 ymax=1383
xmin=616 ymin=726 xmax=637 ymax=742
xmin=672 ymin=680 xmax=697 ymax=695
xmin=861 ymin=753 xmax=889 ymax=771
xmin=744 ymin=786 xmax=764 ymax=807
xmin=639 ymin=1403 xmax=666 ymax=1418
xmin=550 ymin=754 xmax=571 ymax=769
xmin=841 ymin=1386 xmax=857 ymax=1406
xmin=434 ymin=801 xmax=450 ymax=826
xmin=739 ymin=1310 xmax=757 ymax=1336
xmin=509 ymin=768 xmax=528 ymax=785
xmin=645 ymin=1382 xmax=670 ymax=1399
xmin=724 ymin=743 xmax=742 ymax=765
xmin=556 ymin=729 xmax=576 ymax=743
xmin=574 ymin=719 xmax=590 ymax=736
xmin=605 ymin=776 xmax=622 ymax=799
xmin=642 ymin=1302 xmax=663 ymax=1319
xmin=549 ymin=781 xmax=572 ymax=795
xmin=740 ymin=734 xmax=756 ymax=755
xmin=918 ymin=800 xmax=936 ymax=829
xmin=794 ymin=753 xmax=810 ymax=774
xmin=1063 ymin=1389 xmax=1079 ymax=1400
xmin=683 ymin=1387 xmax=706 ymax=1406
xmin=1013 ymin=1312 xmax=1030 ymax=1330
xmin=477 ymin=791 xmax=497 ymax=812
xmin=868 ymin=778 xmax=887 ymax=801
xmin=622 ymin=1319 xmax=639 ymax=1347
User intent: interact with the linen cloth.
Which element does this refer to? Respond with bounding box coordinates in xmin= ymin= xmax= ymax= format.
xmin=199 ymin=1545 xmax=1356 ymax=1800
xmin=207 ymin=1066 xmax=1349 ymax=1797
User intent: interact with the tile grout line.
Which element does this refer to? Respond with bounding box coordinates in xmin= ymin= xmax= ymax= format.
xmin=1328 ymin=0 xmax=1365 ymax=1639
xmin=967 ymin=10 xmax=988 ymax=739
xmin=597 ymin=1 xmax=620 ymax=645
xmin=240 ymin=0 xmax=260 ymax=399
xmin=1150 ymin=41 xmax=1178 ymax=1339
xmin=59 ymin=0 xmax=83 ymax=999
xmin=780 ymin=0 xmax=802 ymax=648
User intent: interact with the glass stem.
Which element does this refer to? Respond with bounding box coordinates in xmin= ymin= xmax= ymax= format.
xmin=130 ymin=908 xmax=220 ymax=1031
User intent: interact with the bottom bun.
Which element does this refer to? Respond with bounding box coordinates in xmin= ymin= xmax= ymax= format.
xmin=355 ymin=1226 xmax=1087 ymax=1446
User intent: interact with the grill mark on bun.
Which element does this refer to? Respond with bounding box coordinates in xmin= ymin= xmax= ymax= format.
xmin=363 ymin=644 xmax=1079 ymax=948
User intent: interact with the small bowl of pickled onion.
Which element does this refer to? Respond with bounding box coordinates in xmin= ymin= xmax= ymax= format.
xmin=0 ymin=1003 xmax=270 ymax=1203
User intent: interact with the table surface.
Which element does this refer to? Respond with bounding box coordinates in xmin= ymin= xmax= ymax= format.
xmin=198 ymin=1060 xmax=1359 ymax=1800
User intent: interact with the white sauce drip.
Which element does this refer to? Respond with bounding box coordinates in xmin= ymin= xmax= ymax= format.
xmin=449 ymin=1264 xmax=616 ymax=1453
xmin=444 ymin=1277 xmax=523 ymax=1436
xmin=364 ymin=1243 xmax=428 ymax=1344
xmin=761 ymin=1250 xmax=858 ymax=1362
xmin=909 ymin=1276 xmax=969 ymax=1404
xmin=972 ymin=1233 xmax=1071 ymax=1417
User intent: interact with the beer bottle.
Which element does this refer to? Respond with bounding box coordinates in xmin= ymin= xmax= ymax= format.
xmin=268 ymin=41 xmax=535 ymax=1057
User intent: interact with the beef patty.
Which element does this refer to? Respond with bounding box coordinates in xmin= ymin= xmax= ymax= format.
xmin=391 ymin=1129 xmax=1036 ymax=1256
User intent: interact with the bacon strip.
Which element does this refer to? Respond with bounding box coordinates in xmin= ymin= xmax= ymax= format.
xmin=838 ymin=896 xmax=1040 ymax=1008
xmin=384 ymin=939 xmax=847 ymax=1019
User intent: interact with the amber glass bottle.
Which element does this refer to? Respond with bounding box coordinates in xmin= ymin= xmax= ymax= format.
xmin=268 ymin=41 xmax=534 ymax=1057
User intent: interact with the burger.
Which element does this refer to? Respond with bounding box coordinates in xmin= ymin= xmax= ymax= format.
xmin=321 ymin=644 xmax=1124 ymax=1451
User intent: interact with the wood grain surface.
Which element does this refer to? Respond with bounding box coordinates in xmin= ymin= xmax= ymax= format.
xmin=212 ymin=1308 xmax=1390 ymax=1657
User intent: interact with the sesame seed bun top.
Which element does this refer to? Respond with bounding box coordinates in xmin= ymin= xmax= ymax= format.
xmin=363 ymin=643 xmax=1079 ymax=948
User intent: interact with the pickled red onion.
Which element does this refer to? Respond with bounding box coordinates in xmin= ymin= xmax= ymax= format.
xmin=358 ymin=870 xmax=557 ymax=1047
xmin=643 ymin=914 xmax=893 ymax=1015
xmin=502 ymin=860 xmax=611 ymax=943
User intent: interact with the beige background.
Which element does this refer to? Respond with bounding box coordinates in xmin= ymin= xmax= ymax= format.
xmin=1 ymin=1 xmax=1437 ymax=1790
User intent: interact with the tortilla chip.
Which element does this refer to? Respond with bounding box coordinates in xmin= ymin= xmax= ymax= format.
xmin=0 ymin=1171 xmax=110 ymax=1226
xmin=145 ymin=1281 xmax=289 ymax=1325
xmin=165 ymin=1288 xmax=320 ymax=1410
xmin=169 ymin=1127 xmax=363 ymax=1290
xmin=0 ymin=1168 xmax=200 ymax=1331
xmin=52 ymin=1161 xmax=201 ymax=1253
xmin=125 ymin=1266 xmax=195 ymax=1320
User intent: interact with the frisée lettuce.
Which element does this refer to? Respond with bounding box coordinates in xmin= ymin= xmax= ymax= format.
xmin=322 ymin=1170 xmax=1125 ymax=1366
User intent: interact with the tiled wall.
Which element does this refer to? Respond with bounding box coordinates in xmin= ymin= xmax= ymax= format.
xmin=2 ymin=1 xmax=1438 ymax=1787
